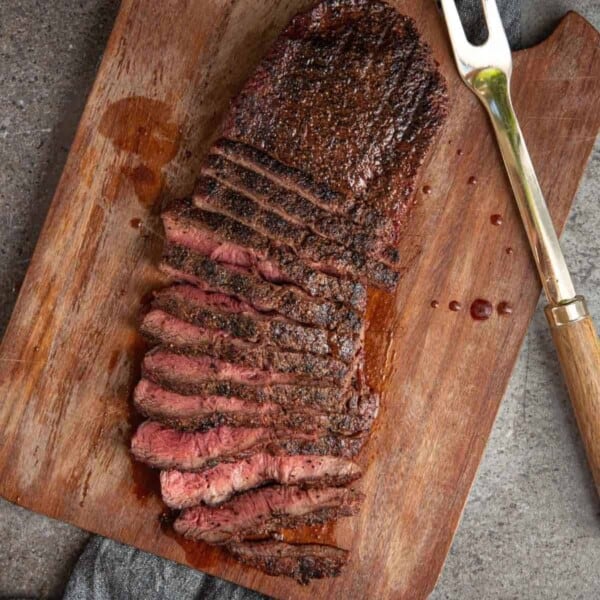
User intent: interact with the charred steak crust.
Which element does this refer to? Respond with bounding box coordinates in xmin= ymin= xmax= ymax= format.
xmin=151 ymin=284 xmax=359 ymax=362
xmin=163 ymin=197 xmax=367 ymax=308
xmin=193 ymin=177 xmax=399 ymax=290
xmin=222 ymin=0 xmax=448 ymax=242
xmin=161 ymin=243 xmax=362 ymax=332
xmin=202 ymin=152 xmax=400 ymax=266
xmin=129 ymin=0 xmax=448 ymax=583
xmin=134 ymin=378 xmax=379 ymax=436
xmin=226 ymin=541 xmax=349 ymax=585
xmin=141 ymin=348 xmax=361 ymax=412
xmin=140 ymin=309 xmax=349 ymax=383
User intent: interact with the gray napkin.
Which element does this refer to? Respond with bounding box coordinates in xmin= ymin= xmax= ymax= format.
xmin=62 ymin=538 xmax=262 ymax=600
xmin=62 ymin=2 xmax=520 ymax=599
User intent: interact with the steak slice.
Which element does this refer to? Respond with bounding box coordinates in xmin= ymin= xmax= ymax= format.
xmin=134 ymin=380 xmax=378 ymax=435
xmin=140 ymin=309 xmax=348 ymax=383
xmin=221 ymin=0 xmax=448 ymax=243
xmin=161 ymin=454 xmax=362 ymax=508
xmin=131 ymin=421 xmax=271 ymax=471
xmin=174 ymin=485 xmax=363 ymax=544
xmin=134 ymin=379 xmax=279 ymax=430
xmin=163 ymin=197 xmax=366 ymax=309
xmin=203 ymin=152 xmax=400 ymax=266
xmin=226 ymin=541 xmax=349 ymax=584
xmin=152 ymin=284 xmax=358 ymax=362
xmin=194 ymin=176 xmax=398 ymax=290
xmin=132 ymin=421 xmax=367 ymax=470
xmin=142 ymin=349 xmax=354 ymax=411
xmin=161 ymin=243 xmax=361 ymax=332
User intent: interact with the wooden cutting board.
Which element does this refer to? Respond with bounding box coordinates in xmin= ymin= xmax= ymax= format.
xmin=0 ymin=1 xmax=598 ymax=598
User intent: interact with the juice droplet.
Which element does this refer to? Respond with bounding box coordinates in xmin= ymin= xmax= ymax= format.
xmin=130 ymin=218 xmax=142 ymax=229
xmin=422 ymin=185 xmax=432 ymax=195
xmin=490 ymin=214 xmax=503 ymax=226
xmin=497 ymin=301 xmax=513 ymax=315
xmin=506 ymin=247 xmax=514 ymax=255
xmin=470 ymin=298 xmax=493 ymax=320
xmin=159 ymin=511 xmax=176 ymax=532
xmin=457 ymin=149 xmax=464 ymax=156
xmin=430 ymin=300 xmax=439 ymax=308
xmin=468 ymin=176 xmax=478 ymax=185
xmin=449 ymin=300 xmax=462 ymax=312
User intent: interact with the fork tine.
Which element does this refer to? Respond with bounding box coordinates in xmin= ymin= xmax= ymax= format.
xmin=439 ymin=0 xmax=472 ymax=59
xmin=481 ymin=0 xmax=511 ymax=50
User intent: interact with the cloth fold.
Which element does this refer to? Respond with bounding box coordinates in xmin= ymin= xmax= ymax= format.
xmin=62 ymin=2 xmax=520 ymax=599
xmin=62 ymin=538 xmax=264 ymax=600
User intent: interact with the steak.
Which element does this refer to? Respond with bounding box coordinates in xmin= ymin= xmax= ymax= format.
xmin=134 ymin=379 xmax=280 ymax=430
xmin=221 ymin=0 xmax=448 ymax=243
xmin=160 ymin=453 xmax=362 ymax=507
xmin=226 ymin=541 xmax=349 ymax=584
xmin=140 ymin=309 xmax=349 ymax=383
xmin=129 ymin=0 xmax=448 ymax=582
xmin=163 ymin=197 xmax=366 ymax=309
xmin=161 ymin=243 xmax=361 ymax=332
xmin=173 ymin=485 xmax=363 ymax=544
xmin=194 ymin=177 xmax=399 ymax=290
xmin=134 ymin=379 xmax=378 ymax=435
xmin=131 ymin=421 xmax=271 ymax=471
xmin=202 ymin=152 xmax=400 ymax=266
xmin=142 ymin=348 xmax=355 ymax=410
xmin=151 ymin=284 xmax=359 ymax=362
xmin=131 ymin=421 xmax=367 ymax=470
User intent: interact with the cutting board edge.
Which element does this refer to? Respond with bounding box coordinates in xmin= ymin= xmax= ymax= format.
xmin=0 ymin=7 xmax=598 ymax=600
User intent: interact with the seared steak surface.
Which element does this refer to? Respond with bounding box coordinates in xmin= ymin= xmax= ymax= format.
xmin=222 ymin=2 xmax=447 ymax=243
xmin=227 ymin=541 xmax=350 ymax=584
xmin=129 ymin=0 xmax=447 ymax=584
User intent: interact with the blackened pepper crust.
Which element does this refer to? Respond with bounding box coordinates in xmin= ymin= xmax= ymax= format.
xmin=222 ymin=0 xmax=448 ymax=243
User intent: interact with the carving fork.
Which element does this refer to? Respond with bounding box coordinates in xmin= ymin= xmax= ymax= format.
xmin=440 ymin=0 xmax=600 ymax=494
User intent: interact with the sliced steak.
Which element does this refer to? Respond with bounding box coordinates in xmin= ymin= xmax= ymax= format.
xmin=161 ymin=454 xmax=362 ymax=507
xmin=131 ymin=421 xmax=271 ymax=471
xmin=140 ymin=309 xmax=348 ymax=383
xmin=131 ymin=421 xmax=367 ymax=470
xmin=133 ymin=379 xmax=279 ymax=431
xmin=226 ymin=541 xmax=349 ymax=584
xmin=174 ymin=485 xmax=363 ymax=544
xmin=129 ymin=0 xmax=449 ymax=581
xmin=163 ymin=197 xmax=366 ymax=309
xmin=161 ymin=243 xmax=361 ymax=332
xmin=221 ymin=0 xmax=448 ymax=243
xmin=134 ymin=380 xmax=378 ymax=435
xmin=203 ymin=153 xmax=400 ymax=266
xmin=152 ymin=284 xmax=358 ymax=362
xmin=142 ymin=348 xmax=354 ymax=411
xmin=194 ymin=176 xmax=398 ymax=290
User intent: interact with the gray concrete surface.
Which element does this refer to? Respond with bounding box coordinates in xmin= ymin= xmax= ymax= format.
xmin=0 ymin=1 xmax=598 ymax=599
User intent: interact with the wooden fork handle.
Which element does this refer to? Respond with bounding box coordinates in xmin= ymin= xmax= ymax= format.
xmin=546 ymin=298 xmax=600 ymax=495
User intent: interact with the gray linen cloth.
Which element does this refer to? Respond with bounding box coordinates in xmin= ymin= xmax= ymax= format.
xmin=61 ymin=2 xmax=520 ymax=599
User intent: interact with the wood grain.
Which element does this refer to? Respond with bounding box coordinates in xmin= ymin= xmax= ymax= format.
xmin=546 ymin=310 xmax=600 ymax=495
xmin=0 ymin=2 xmax=599 ymax=599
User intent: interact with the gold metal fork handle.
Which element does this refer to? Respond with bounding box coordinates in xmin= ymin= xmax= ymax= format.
xmin=470 ymin=67 xmax=577 ymax=309
xmin=546 ymin=296 xmax=590 ymax=327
